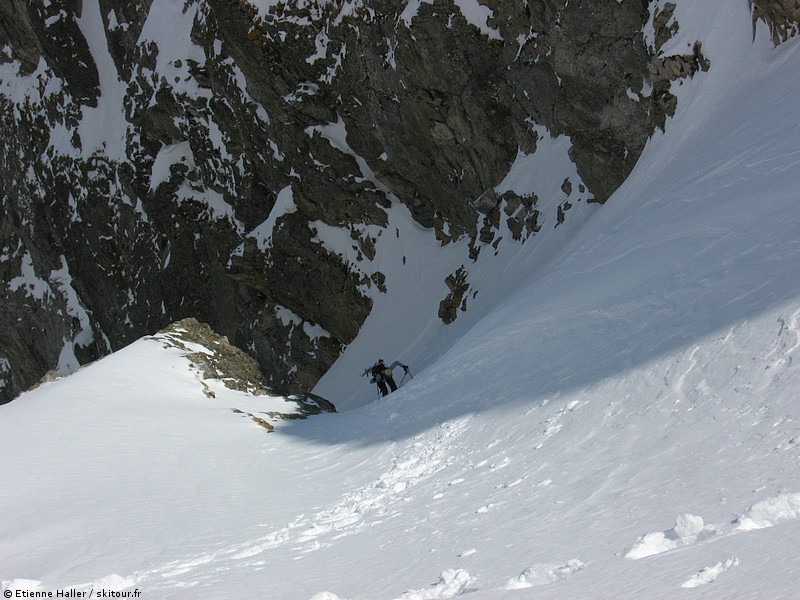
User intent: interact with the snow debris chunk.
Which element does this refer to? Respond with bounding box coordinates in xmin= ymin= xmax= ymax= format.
xmin=1 ymin=580 xmax=42 ymax=593
xmin=624 ymin=513 xmax=716 ymax=559
xmin=90 ymin=574 xmax=137 ymax=591
xmin=681 ymin=557 xmax=740 ymax=588
xmin=504 ymin=559 xmax=586 ymax=589
xmin=397 ymin=569 xmax=474 ymax=598
xmin=734 ymin=493 xmax=800 ymax=531
xmin=673 ymin=513 xmax=706 ymax=539
xmin=308 ymin=593 xmax=350 ymax=600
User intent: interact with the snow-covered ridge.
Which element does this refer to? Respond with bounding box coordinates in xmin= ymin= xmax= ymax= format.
xmin=16 ymin=317 xmax=337 ymax=433
xmin=153 ymin=318 xmax=337 ymax=424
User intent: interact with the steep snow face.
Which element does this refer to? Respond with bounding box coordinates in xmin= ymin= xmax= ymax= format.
xmin=312 ymin=121 xmax=598 ymax=410
xmin=312 ymin=1 xmax=791 ymax=411
xmin=3 ymin=3 xmax=800 ymax=600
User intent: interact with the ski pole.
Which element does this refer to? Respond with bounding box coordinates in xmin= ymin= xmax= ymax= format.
xmin=399 ymin=365 xmax=412 ymax=386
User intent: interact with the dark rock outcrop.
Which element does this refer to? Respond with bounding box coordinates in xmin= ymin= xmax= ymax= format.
xmin=157 ymin=317 xmax=337 ymax=419
xmin=750 ymin=0 xmax=800 ymax=45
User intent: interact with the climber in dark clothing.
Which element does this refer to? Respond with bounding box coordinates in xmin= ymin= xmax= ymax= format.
xmin=370 ymin=360 xmax=390 ymax=396
xmin=369 ymin=359 xmax=409 ymax=397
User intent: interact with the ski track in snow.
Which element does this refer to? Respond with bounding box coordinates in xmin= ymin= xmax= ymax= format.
xmin=107 ymin=407 xmax=596 ymax=597
xmin=116 ymin=306 xmax=800 ymax=597
xmin=5 ymin=286 xmax=800 ymax=599
xmin=132 ymin=418 xmax=473 ymax=589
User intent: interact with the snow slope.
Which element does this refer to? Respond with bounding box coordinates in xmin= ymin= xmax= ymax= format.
xmin=3 ymin=3 xmax=800 ymax=599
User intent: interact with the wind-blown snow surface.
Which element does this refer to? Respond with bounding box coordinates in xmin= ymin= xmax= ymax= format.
xmin=3 ymin=4 xmax=800 ymax=599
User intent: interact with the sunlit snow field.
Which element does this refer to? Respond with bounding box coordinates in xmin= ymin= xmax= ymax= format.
xmin=3 ymin=2 xmax=800 ymax=599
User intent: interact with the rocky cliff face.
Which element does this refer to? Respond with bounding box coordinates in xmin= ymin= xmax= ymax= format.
xmin=4 ymin=0 xmax=769 ymax=404
xmin=750 ymin=0 xmax=800 ymax=44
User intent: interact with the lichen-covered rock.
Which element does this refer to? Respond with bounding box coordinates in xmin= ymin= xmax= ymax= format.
xmin=156 ymin=317 xmax=337 ymax=418
xmin=158 ymin=318 xmax=269 ymax=395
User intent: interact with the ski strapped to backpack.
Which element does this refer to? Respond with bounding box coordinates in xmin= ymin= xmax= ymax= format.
xmin=384 ymin=360 xmax=412 ymax=384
